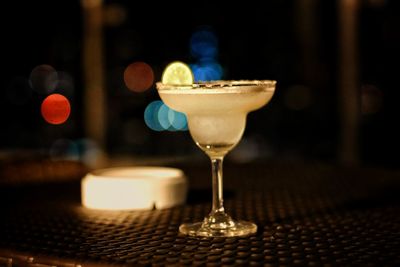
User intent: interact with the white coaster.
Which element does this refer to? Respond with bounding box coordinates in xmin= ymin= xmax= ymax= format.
xmin=81 ymin=166 xmax=187 ymax=210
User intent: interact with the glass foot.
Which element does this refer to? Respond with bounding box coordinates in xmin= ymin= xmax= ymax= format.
xmin=179 ymin=220 xmax=257 ymax=237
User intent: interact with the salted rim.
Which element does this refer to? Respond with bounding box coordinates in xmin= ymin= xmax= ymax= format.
xmin=156 ymin=80 xmax=276 ymax=91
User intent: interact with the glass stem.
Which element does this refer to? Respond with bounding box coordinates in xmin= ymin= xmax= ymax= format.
xmin=211 ymin=156 xmax=225 ymax=214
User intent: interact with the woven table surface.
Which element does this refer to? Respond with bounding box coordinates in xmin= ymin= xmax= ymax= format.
xmin=0 ymin=162 xmax=399 ymax=266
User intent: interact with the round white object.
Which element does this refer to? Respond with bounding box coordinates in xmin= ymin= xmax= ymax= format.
xmin=81 ymin=166 xmax=187 ymax=210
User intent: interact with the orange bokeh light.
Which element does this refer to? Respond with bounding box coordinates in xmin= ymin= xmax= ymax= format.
xmin=41 ymin=94 xmax=71 ymax=125
xmin=123 ymin=62 xmax=154 ymax=92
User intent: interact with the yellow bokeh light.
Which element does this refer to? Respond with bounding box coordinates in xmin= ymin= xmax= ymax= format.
xmin=81 ymin=167 xmax=187 ymax=210
xmin=161 ymin=61 xmax=194 ymax=85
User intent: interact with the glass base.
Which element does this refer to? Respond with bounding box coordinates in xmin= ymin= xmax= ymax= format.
xmin=179 ymin=220 xmax=257 ymax=237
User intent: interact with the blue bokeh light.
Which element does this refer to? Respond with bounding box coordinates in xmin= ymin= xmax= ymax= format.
xmin=191 ymin=60 xmax=223 ymax=81
xmin=158 ymin=103 xmax=172 ymax=130
xmin=144 ymin=100 xmax=164 ymax=131
xmin=49 ymin=139 xmax=79 ymax=161
xmin=190 ymin=29 xmax=218 ymax=59
xmin=189 ymin=27 xmax=223 ymax=81
xmin=145 ymin=100 xmax=188 ymax=132
xmin=168 ymin=109 xmax=187 ymax=131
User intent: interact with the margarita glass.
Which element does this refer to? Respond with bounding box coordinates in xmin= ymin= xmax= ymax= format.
xmin=156 ymin=80 xmax=276 ymax=237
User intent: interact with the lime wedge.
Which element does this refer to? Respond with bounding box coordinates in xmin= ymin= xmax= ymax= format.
xmin=161 ymin=61 xmax=194 ymax=85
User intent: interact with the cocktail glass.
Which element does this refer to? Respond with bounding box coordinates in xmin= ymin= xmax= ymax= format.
xmin=156 ymin=80 xmax=276 ymax=237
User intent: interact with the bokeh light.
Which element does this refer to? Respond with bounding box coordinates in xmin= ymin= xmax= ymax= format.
xmin=124 ymin=62 xmax=154 ymax=92
xmin=190 ymin=29 xmax=218 ymax=59
xmin=144 ymin=100 xmax=188 ymax=132
xmin=191 ymin=60 xmax=223 ymax=81
xmin=49 ymin=139 xmax=79 ymax=161
xmin=168 ymin=109 xmax=187 ymax=131
xmin=144 ymin=100 xmax=164 ymax=131
xmin=29 ymin=64 xmax=58 ymax=94
xmin=41 ymin=94 xmax=71 ymax=125
xmin=55 ymin=71 xmax=75 ymax=97
xmin=361 ymin=84 xmax=383 ymax=115
xmin=158 ymin=103 xmax=172 ymax=130
xmin=50 ymin=138 xmax=106 ymax=168
xmin=6 ymin=77 xmax=32 ymax=105
xmin=189 ymin=27 xmax=223 ymax=81
xmin=76 ymin=138 xmax=106 ymax=168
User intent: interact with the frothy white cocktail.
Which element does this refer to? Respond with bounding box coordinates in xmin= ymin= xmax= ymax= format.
xmin=158 ymin=82 xmax=275 ymax=157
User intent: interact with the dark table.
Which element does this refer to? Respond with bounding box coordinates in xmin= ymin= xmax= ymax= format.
xmin=1 ymin=161 xmax=400 ymax=266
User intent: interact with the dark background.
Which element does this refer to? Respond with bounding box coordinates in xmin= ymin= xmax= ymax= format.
xmin=1 ymin=0 xmax=399 ymax=168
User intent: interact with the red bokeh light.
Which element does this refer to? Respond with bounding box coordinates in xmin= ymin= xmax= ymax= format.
xmin=123 ymin=62 xmax=154 ymax=92
xmin=41 ymin=94 xmax=71 ymax=125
